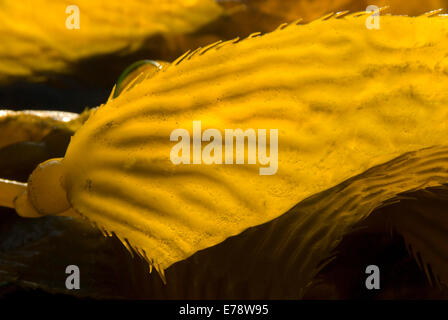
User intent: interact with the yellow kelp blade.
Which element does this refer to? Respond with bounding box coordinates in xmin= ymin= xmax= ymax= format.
xmin=119 ymin=146 xmax=448 ymax=298
xmin=0 ymin=0 xmax=222 ymax=83
xmin=9 ymin=147 xmax=448 ymax=297
xmin=18 ymin=14 xmax=448 ymax=274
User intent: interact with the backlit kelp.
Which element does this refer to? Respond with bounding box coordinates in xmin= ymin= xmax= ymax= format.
xmin=124 ymin=145 xmax=448 ymax=298
xmin=1 ymin=10 xmax=448 ymax=298
xmin=6 ymin=11 xmax=448 ymax=285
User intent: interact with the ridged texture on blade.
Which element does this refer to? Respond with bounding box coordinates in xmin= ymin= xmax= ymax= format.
xmin=137 ymin=146 xmax=448 ymax=298
xmin=63 ymin=14 xmax=448 ymax=271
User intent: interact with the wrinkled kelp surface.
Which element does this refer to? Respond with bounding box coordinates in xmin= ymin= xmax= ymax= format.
xmin=2 ymin=2 xmax=448 ymax=299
